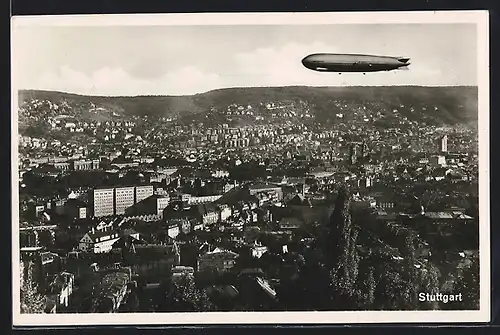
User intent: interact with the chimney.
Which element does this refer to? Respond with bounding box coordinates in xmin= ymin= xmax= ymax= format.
xmin=91 ymin=227 xmax=95 ymax=234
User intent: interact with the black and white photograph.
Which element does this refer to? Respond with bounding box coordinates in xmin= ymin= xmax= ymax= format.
xmin=11 ymin=11 xmax=490 ymax=325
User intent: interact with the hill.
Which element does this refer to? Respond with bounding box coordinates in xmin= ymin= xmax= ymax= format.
xmin=17 ymin=86 xmax=478 ymax=126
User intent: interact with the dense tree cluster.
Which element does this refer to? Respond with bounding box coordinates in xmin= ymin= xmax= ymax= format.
xmin=162 ymin=274 xmax=215 ymax=312
xmin=274 ymin=186 xmax=464 ymax=311
xmin=20 ymin=262 xmax=47 ymax=314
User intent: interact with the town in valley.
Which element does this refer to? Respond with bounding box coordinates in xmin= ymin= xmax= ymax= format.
xmin=17 ymin=85 xmax=480 ymax=313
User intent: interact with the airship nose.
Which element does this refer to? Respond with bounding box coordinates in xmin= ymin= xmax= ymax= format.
xmin=302 ymin=57 xmax=311 ymax=69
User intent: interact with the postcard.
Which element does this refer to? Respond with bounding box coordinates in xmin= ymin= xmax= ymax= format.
xmin=11 ymin=10 xmax=490 ymax=326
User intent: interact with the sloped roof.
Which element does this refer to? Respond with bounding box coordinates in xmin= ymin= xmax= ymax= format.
xmin=201 ymin=247 xmax=239 ymax=259
xmin=287 ymin=194 xmax=312 ymax=207
xmin=111 ymin=234 xmax=146 ymax=249
xmin=40 ymin=252 xmax=58 ymax=264
xmin=122 ymin=228 xmax=139 ymax=236
xmin=195 ymin=203 xmax=218 ymax=216
xmin=248 ymin=183 xmax=281 ymax=190
xmin=423 ymin=212 xmax=454 ymax=219
xmin=87 ymin=229 xmax=120 ymax=241
xmin=216 ymin=187 xmax=258 ymax=205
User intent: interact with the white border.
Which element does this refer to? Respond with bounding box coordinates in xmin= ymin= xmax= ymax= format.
xmin=11 ymin=11 xmax=490 ymax=326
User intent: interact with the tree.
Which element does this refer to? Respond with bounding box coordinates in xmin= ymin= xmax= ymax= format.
xmin=167 ymin=274 xmax=215 ymax=312
xmin=354 ymin=264 xmax=376 ymax=310
xmin=444 ymin=260 xmax=479 ymax=310
xmin=20 ymin=261 xmax=46 ymax=314
xmin=326 ymin=186 xmax=361 ymax=310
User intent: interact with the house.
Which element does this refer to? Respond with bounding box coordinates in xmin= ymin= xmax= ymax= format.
xmin=430 ymin=167 xmax=451 ymax=181
xmin=79 ymin=229 xmax=121 ymax=253
xmin=95 ymin=220 xmax=115 ymax=232
xmin=446 ymin=168 xmax=469 ymax=182
xmin=194 ymin=203 xmax=219 ymax=225
xmin=420 ymin=211 xmax=474 ymax=224
xmin=167 ymin=223 xmax=180 ymax=239
xmin=197 ymin=248 xmax=239 ymax=273
xmin=218 ymin=205 xmax=232 ymax=222
xmin=287 ymin=194 xmax=312 ymax=207
xmin=375 ymin=195 xmax=397 ymax=212
xmin=249 ymin=242 xmax=268 ymax=258
xmin=278 ymin=217 xmax=302 ymax=231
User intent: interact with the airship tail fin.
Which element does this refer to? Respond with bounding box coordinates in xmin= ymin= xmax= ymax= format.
xmin=397 ymin=57 xmax=410 ymax=63
xmin=397 ymin=65 xmax=410 ymax=71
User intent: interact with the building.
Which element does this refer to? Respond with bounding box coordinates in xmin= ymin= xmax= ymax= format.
xmin=53 ymin=162 xmax=71 ymax=171
xmin=250 ymin=242 xmax=268 ymax=258
xmin=90 ymin=185 xmax=155 ymax=217
xmin=79 ymin=229 xmax=121 ymax=253
xmin=211 ymin=170 xmax=229 ymax=178
xmin=219 ymin=205 xmax=232 ymax=222
xmin=278 ymin=217 xmax=302 ymax=231
xmin=188 ymin=194 xmax=223 ymax=205
xmin=167 ymin=223 xmax=180 ymax=239
xmin=195 ymin=203 xmax=219 ymax=225
xmin=135 ymin=185 xmax=154 ymax=203
xmin=90 ymin=188 xmax=114 ymax=217
xmin=73 ymin=159 xmax=100 ymax=171
xmin=115 ymin=186 xmax=135 ymax=215
xmin=430 ymin=155 xmax=447 ymax=167
xmin=248 ymin=183 xmax=283 ymax=201
xmin=125 ymin=194 xmax=170 ymax=218
xmin=375 ymin=195 xmax=397 ymax=212
xmin=439 ymin=134 xmax=448 ymax=153
xmin=197 ymin=248 xmax=239 ymax=273
xmin=349 ymin=143 xmax=358 ymax=165
xmin=35 ymin=205 xmax=45 ymax=217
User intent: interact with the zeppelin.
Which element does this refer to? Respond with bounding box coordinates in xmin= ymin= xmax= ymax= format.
xmin=301 ymin=53 xmax=410 ymax=73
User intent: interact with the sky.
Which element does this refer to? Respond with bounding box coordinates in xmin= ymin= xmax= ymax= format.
xmin=13 ymin=23 xmax=478 ymax=96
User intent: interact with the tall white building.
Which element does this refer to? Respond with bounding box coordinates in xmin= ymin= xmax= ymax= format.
xmin=91 ymin=188 xmax=114 ymax=217
xmin=135 ymin=185 xmax=154 ymax=203
xmin=91 ymin=185 xmax=155 ymax=217
xmin=439 ymin=135 xmax=448 ymax=153
xmin=115 ymin=186 xmax=135 ymax=215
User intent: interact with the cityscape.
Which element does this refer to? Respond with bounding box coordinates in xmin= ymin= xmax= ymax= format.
xmin=13 ymin=19 xmax=484 ymax=318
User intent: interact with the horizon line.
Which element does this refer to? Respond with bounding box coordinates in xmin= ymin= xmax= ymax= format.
xmin=17 ymin=84 xmax=479 ymax=99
